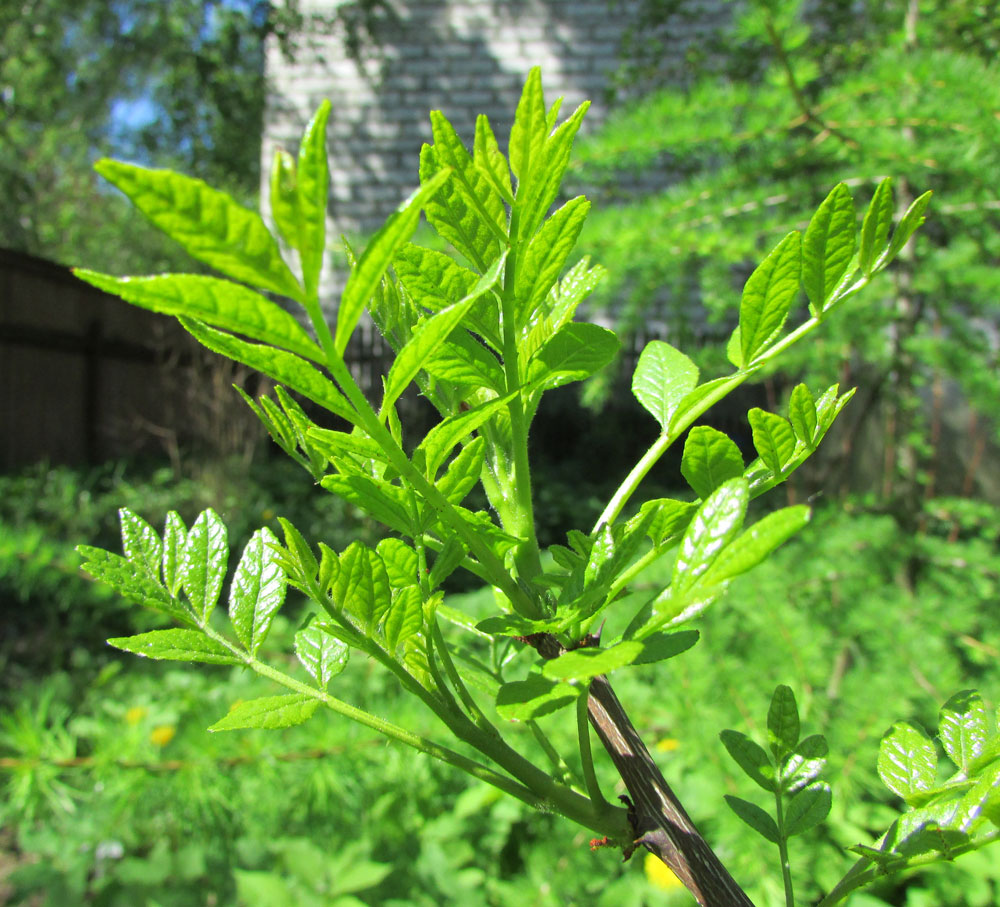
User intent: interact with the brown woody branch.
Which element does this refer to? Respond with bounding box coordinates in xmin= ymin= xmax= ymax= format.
xmin=525 ymin=633 xmax=755 ymax=906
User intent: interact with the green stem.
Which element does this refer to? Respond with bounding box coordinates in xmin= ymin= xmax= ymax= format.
xmin=594 ymin=273 xmax=873 ymax=532
xmin=431 ymin=619 xmax=497 ymax=735
xmin=197 ymin=623 xmax=542 ymax=810
xmin=577 ymin=692 xmax=609 ymax=808
xmin=816 ymin=829 xmax=1000 ymax=907
xmin=773 ymin=789 xmax=795 ymax=907
xmin=499 ymin=210 xmax=542 ymax=582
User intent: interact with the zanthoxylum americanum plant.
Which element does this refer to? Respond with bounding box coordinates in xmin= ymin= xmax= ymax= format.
xmin=75 ymin=70 xmax=1000 ymax=906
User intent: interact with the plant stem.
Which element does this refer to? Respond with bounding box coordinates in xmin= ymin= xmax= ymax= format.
xmin=773 ymin=789 xmax=795 ymax=907
xmin=595 ymin=273 xmax=874 ymax=532
xmin=499 ymin=206 xmax=543 ymax=582
xmin=587 ymin=674 xmax=756 ymax=906
xmin=197 ymin=623 xmax=543 ymax=810
xmin=577 ymin=693 xmax=609 ymax=809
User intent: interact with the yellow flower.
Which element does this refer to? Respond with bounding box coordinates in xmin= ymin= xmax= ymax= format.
xmin=125 ymin=706 xmax=147 ymax=726
xmin=645 ymin=852 xmax=684 ymax=891
xmin=150 ymin=725 xmax=176 ymax=747
xmin=655 ymin=737 xmax=680 ymax=753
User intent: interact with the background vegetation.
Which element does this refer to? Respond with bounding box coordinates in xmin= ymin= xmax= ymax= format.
xmin=3 ymin=0 xmax=999 ymax=903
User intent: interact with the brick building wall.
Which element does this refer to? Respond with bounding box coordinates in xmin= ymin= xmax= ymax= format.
xmin=261 ymin=0 xmax=657 ymax=308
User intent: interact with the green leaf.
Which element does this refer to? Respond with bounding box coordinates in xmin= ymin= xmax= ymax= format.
xmin=277 ymin=518 xmax=320 ymax=591
xmin=108 ymin=629 xmax=239 ymax=665
xmin=630 ymin=630 xmax=700 ymax=665
xmin=269 ymin=148 xmax=299 ymax=252
xmin=337 ymin=170 xmax=450 ymax=355
xmin=118 ymin=508 xmax=162 ymax=581
xmin=639 ymin=498 xmax=697 ymax=547
xmin=739 ymin=231 xmax=801 ymax=364
xmin=295 ymin=623 xmax=349 ymax=688
xmin=296 ymin=100 xmax=332 ymax=299
xmin=878 ymin=721 xmax=938 ymax=802
xmin=939 ymin=689 xmax=989 ymax=774
xmin=75 ymin=273 xmax=323 ymax=363
xmin=376 ymin=539 xmax=418 ymax=588
xmin=787 ymin=384 xmax=819 ymax=446
xmin=508 ymin=67 xmax=546 ymax=187
xmin=702 ymin=506 xmax=810 ymax=586
xmin=419 ymin=143 xmax=500 ymax=273
xmin=229 ymin=528 xmax=286 ymax=657
xmin=957 ymin=761 xmax=1000 ymax=833
xmin=436 ymin=437 xmax=486 ymax=504
xmin=416 ymin=391 xmax=516 ymax=479
xmin=672 ymin=478 xmax=749 ymax=594
xmin=180 ymin=509 xmax=228 ymax=623
xmin=541 ymin=642 xmax=644 ymax=683
xmin=748 ymin=408 xmax=797 ymax=475
xmin=784 ymin=783 xmax=832 ymax=837
xmin=681 ymin=426 xmax=744 ymax=499
xmin=209 ymin=694 xmax=320 ymax=731
xmin=332 ymin=543 xmax=392 ymax=636
xmin=94 ymin=159 xmax=301 ymax=299
xmin=180 ymin=318 xmax=355 ymax=423
xmin=393 ymin=243 xmax=479 ymax=312
xmin=495 ymin=675 xmax=581 ymax=721
xmin=428 ymin=536 xmax=468 ymax=589
xmin=383 ymin=585 xmax=424 ymax=652
xmin=424 ymin=331 xmax=506 ymax=392
xmin=632 ymin=340 xmax=700 ymax=431
xmin=382 ymin=251 xmax=506 ymax=414
xmin=519 ymin=101 xmax=589 ymax=239
xmin=429 ymin=109 xmax=507 ymax=247
xmin=884 ymin=190 xmax=933 ymax=265
xmin=725 ymin=796 xmax=779 ymax=843
xmin=321 ymin=474 xmax=414 ymax=537
xmin=549 ymin=257 xmax=606 ymax=329
xmin=767 ymin=684 xmax=800 ymax=762
xmin=782 ymin=734 xmax=829 ymax=791
xmin=515 ymin=196 xmax=590 ymax=323
xmin=474 ymin=114 xmax=514 ymax=204
xmin=814 ymin=385 xmax=855 ymax=441
xmin=720 ymin=729 xmax=776 ymax=792
xmin=162 ymin=512 xmax=187 ymax=597
xmin=528 ymin=322 xmax=620 ymax=390
xmin=77 ymin=545 xmax=192 ymax=624
xmin=802 ymin=183 xmax=856 ymax=313
xmin=859 ymin=178 xmax=894 ymax=277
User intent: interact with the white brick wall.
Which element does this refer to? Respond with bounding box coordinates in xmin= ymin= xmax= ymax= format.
xmin=261 ymin=0 xmax=710 ymax=308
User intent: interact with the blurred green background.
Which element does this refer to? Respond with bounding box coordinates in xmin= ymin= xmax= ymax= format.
xmin=3 ymin=1 xmax=999 ymax=904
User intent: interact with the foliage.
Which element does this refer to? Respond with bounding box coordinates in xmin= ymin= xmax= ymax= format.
xmin=579 ymin=0 xmax=1000 ymax=507
xmin=5 ymin=500 xmax=1000 ymax=904
xmin=0 ymin=458 xmax=371 ymax=685
xmin=63 ymin=68 xmax=998 ymax=904
xmin=0 ymin=0 xmax=386 ymax=272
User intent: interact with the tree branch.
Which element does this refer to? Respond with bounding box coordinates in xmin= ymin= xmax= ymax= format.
xmin=587 ymin=675 xmax=756 ymax=906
